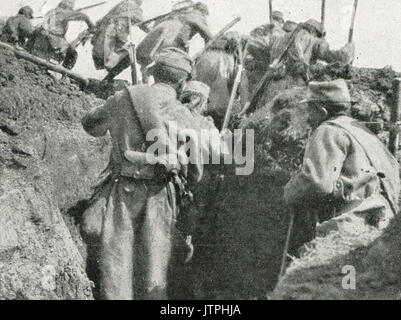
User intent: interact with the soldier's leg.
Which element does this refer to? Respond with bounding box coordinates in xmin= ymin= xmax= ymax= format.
xmin=62 ymin=47 xmax=78 ymax=70
xmin=134 ymin=182 xmax=176 ymax=300
xmin=103 ymin=55 xmax=131 ymax=82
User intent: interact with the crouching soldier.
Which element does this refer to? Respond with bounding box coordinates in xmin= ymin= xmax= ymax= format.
xmin=1 ymin=6 xmax=34 ymax=48
xmin=81 ymin=48 xmax=224 ymax=300
xmin=284 ymin=79 xmax=400 ymax=253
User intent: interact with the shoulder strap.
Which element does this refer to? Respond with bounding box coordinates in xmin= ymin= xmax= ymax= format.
xmin=124 ymin=84 xmax=169 ymax=143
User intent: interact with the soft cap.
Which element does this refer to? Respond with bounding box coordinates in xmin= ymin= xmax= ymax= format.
xmin=153 ymin=47 xmax=193 ymax=74
xmin=304 ymin=79 xmax=351 ymax=111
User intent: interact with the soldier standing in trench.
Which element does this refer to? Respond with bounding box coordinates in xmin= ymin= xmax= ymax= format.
xmin=81 ymin=47 xmax=226 ymax=300
xmin=284 ymin=79 xmax=400 ymax=254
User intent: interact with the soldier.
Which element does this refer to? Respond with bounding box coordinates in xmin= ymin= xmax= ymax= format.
xmin=255 ymin=18 xmax=355 ymax=109
xmin=283 ymin=20 xmax=297 ymax=33
xmin=136 ymin=1 xmax=213 ymax=82
xmin=193 ymin=31 xmax=241 ymax=127
xmin=91 ymin=0 xmax=146 ymax=72
xmin=81 ymin=48 xmax=224 ymax=300
xmin=245 ymin=11 xmax=286 ymax=93
xmin=32 ymin=0 xmax=95 ymax=69
xmin=284 ymin=79 xmax=400 ymax=253
xmin=0 ymin=6 xmax=34 ymax=48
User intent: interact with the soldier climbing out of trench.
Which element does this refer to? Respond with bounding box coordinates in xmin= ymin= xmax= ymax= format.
xmin=243 ymin=18 xmax=356 ymax=115
xmin=284 ymin=79 xmax=400 ymax=256
xmin=91 ymin=0 xmax=147 ymax=75
xmin=133 ymin=1 xmax=213 ymax=83
xmin=0 ymin=6 xmax=34 ymax=49
xmin=245 ymin=11 xmax=286 ymax=93
xmin=29 ymin=0 xmax=96 ymax=70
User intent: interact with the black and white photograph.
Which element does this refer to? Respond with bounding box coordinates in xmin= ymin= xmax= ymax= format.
xmin=0 ymin=0 xmax=400 ymax=308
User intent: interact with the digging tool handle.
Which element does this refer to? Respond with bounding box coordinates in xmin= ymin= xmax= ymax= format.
xmin=348 ymin=0 xmax=359 ymax=43
xmin=389 ymin=78 xmax=401 ymax=156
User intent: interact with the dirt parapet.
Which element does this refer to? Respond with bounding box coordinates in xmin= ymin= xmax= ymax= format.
xmin=0 ymin=47 xmax=110 ymax=299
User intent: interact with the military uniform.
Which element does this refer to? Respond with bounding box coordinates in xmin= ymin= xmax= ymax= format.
xmin=257 ymin=19 xmax=355 ymax=107
xmin=136 ymin=3 xmax=212 ymax=73
xmin=1 ymin=6 xmax=34 ymax=46
xmin=246 ymin=11 xmax=286 ymax=93
xmin=193 ymin=32 xmax=240 ymax=125
xmin=284 ymin=80 xmax=400 ymax=251
xmin=81 ymin=49 xmax=222 ymax=300
xmin=91 ymin=0 xmax=145 ymax=71
xmin=32 ymin=0 xmax=94 ymax=69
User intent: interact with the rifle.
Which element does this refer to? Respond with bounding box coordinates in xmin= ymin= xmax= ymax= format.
xmin=269 ymin=0 xmax=273 ymax=24
xmin=279 ymin=208 xmax=294 ymax=278
xmin=239 ymin=23 xmax=303 ymax=116
xmin=133 ymin=4 xmax=197 ymax=29
xmin=192 ymin=17 xmax=241 ymax=62
xmin=348 ymin=0 xmax=359 ymax=43
xmin=389 ymin=78 xmax=401 ymax=156
xmin=321 ymin=0 xmax=326 ymax=35
xmin=33 ymin=1 xmax=107 ymax=19
xmin=222 ymin=40 xmax=249 ymax=131
xmin=127 ymin=4 xmax=139 ymax=84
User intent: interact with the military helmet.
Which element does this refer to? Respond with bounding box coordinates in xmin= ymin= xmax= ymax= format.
xmin=19 ymin=6 xmax=34 ymax=19
xmin=303 ymin=18 xmax=324 ymax=37
xmin=272 ymin=11 xmax=284 ymax=24
xmin=59 ymin=0 xmax=76 ymax=10
xmin=283 ymin=20 xmax=298 ymax=33
xmin=194 ymin=2 xmax=209 ymax=16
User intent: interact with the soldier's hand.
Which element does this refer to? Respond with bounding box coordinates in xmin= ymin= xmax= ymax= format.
xmin=342 ymin=42 xmax=356 ymax=64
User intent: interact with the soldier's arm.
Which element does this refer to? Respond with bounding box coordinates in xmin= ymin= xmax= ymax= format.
xmin=82 ymin=94 xmax=114 ymax=137
xmin=19 ymin=18 xmax=34 ymax=38
xmin=284 ymin=124 xmax=350 ymax=205
xmin=186 ymin=14 xmax=213 ymax=41
xmin=64 ymin=10 xmax=95 ymax=30
xmin=315 ymin=39 xmax=355 ymax=65
xmin=287 ymin=32 xmax=308 ymax=65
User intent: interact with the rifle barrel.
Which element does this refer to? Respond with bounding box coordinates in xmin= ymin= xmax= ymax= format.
xmin=269 ymin=0 xmax=273 ymax=24
xmin=348 ymin=0 xmax=359 ymax=43
xmin=321 ymin=0 xmax=326 ymax=31
xmin=76 ymin=1 xmax=107 ymax=13
xmin=32 ymin=1 xmax=107 ymax=19
xmin=193 ymin=17 xmax=241 ymax=61
xmin=135 ymin=4 xmax=196 ymax=27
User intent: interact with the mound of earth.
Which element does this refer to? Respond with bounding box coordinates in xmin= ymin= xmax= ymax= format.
xmin=0 ymin=47 xmax=110 ymax=299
